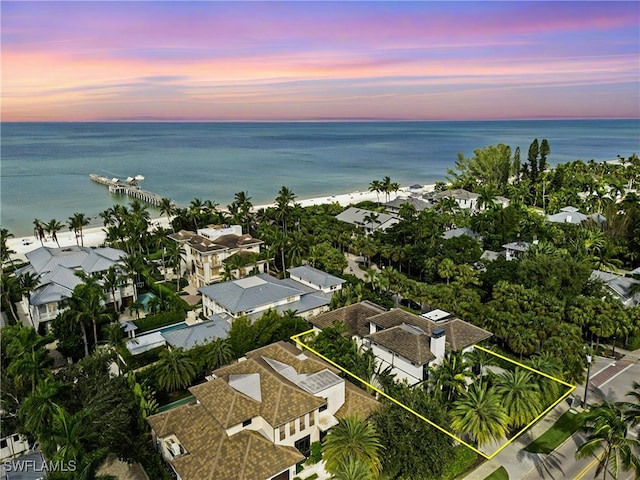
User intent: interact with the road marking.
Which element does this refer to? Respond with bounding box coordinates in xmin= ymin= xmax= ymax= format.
xmin=599 ymin=363 xmax=633 ymax=388
xmin=573 ymin=455 xmax=599 ymax=480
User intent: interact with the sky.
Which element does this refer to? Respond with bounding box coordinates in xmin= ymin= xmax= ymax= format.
xmin=2 ymin=1 xmax=639 ymax=121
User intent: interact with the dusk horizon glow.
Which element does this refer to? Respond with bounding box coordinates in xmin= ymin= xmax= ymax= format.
xmin=2 ymin=1 xmax=639 ymax=122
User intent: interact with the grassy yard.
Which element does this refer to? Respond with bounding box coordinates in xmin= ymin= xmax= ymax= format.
xmin=484 ymin=466 xmax=508 ymax=480
xmin=524 ymin=410 xmax=585 ymax=454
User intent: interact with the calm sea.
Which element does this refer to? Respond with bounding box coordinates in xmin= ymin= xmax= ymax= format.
xmin=1 ymin=120 xmax=638 ymax=237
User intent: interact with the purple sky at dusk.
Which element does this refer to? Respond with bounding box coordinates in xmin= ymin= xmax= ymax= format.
xmin=2 ymin=1 xmax=639 ymax=121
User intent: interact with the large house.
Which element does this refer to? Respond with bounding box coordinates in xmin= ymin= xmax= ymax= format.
xmin=547 ymin=206 xmax=605 ymax=225
xmin=335 ymin=207 xmax=400 ymax=233
xmin=17 ymin=245 xmax=135 ymax=331
xmin=199 ymin=266 xmax=345 ymax=321
xmin=169 ymin=225 xmax=267 ymax=287
xmin=590 ymin=270 xmax=640 ymax=308
xmin=308 ymin=302 xmax=492 ymax=386
xmin=147 ymin=341 xmax=379 ymax=480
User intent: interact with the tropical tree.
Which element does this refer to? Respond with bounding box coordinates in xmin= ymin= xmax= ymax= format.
xmin=428 ymin=350 xmax=473 ymax=402
xmin=450 ymin=383 xmax=510 ymax=446
xmin=62 ymin=278 xmax=109 ymax=357
xmin=322 ymin=415 xmax=383 ymax=478
xmin=205 ymin=338 xmax=233 ymax=371
xmin=155 ymin=347 xmax=197 ymax=392
xmin=362 ymin=212 xmax=379 ymax=235
xmin=20 ymin=375 xmax=62 ymax=439
xmin=0 ymin=228 xmax=16 ymax=266
xmin=495 ymin=368 xmax=543 ymax=428
xmin=67 ymin=212 xmax=90 ymax=246
xmin=437 ymin=258 xmax=457 ymax=285
xmin=369 ymin=180 xmax=383 ymax=205
xmin=159 ymin=197 xmax=175 ymax=230
xmin=101 ymin=266 xmax=124 ymax=311
xmin=45 ymin=219 xmax=63 ymax=247
xmin=575 ymin=402 xmax=640 ymax=480
xmin=622 ymin=381 xmax=640 ymax=430
xmin=44 ymin=405 xmax=98 ymax=463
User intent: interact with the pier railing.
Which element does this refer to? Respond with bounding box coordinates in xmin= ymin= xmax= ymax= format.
xmin=89 ymin=174 xmax=183 ymax=208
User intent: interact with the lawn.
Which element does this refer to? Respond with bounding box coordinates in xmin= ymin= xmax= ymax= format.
xmin=524 ymin=410 xmax=585 ymax=454
xmin=483 ymin=466 xmax=508 ymax=480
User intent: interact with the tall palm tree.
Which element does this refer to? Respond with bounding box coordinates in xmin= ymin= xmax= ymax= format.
xmin=575 ymin=402 xmax=640 ymax=480
xmin=45 ymin=405 xmax=97 ymax=463
xmin=322 ymin=415 xmax=383 ymax=478
xmin=450 ymin=383 xmax=510 ymax=446
xmin=165 ymin=241 xmax=186 ymax=290
xmin=0 ymin=228 xmax=16 ymax=266
xmin=67 ymin=212 xmax=90 ymax=246
xmin=20 ymin=375 xmax=62 ymax=438
xmin=621 ymin=381 xmax=640 ymax=430
xmin=369 ymin=180 xmax=383 ymax=206
xmin=8 ymin=348 xmax=50 ymax=394
xmin=156 ymin=347 xmax=197 ymax=392
xmin=331 ymin=456 xmax=377 ymax=480
xmin=101 ymin=266 xmax=124 ymax=311
xmin=362 ymin=212 xmax=379 ymax=235
xmin=159 ymin=197 xmax=175 ymax=230
xmin=45 ymin=219 xmax=63 ymax=247
xmin=495 ymin=368 xmax=543 ymax=428
xmin=1 ymin=273 xmax=21 ymax=322
xmin=33 ymin=219 xmax=45 ymax=245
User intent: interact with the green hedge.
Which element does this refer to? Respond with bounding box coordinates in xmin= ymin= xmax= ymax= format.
xmin=121 ymin=345 xmax=165 ymax=370
xmin=134 ymin=310 xmax=186 ymax=333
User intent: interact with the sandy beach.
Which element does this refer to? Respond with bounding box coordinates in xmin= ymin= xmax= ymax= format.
xmin=7 ymin=184 xmax=434 ymax=261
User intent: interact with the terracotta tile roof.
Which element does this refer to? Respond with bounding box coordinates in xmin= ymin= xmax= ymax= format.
xmin=367 ymin=324 xmax=436 ymax=365
xmin=308 ymin=301 xmax=387 ymax=337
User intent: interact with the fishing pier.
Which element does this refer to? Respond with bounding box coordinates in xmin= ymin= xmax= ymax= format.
xmin=89 ymin=174 xmax=184 ymax=208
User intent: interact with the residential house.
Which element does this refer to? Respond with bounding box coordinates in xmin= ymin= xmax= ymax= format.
xmin=335 ymin=207 xmax=400 ymax=233
xmin=502 ymin=241 xmax=531 ymax=261
xmin=199 ymin=268 xmax=343 ymax=322
xmin=442 ymin=227 xmax=482 ymax=241
xmin=547 ymin=206 xmax=605 ymax=225
xmin=308 ymin=302 xmax=492 ymax=386
xmin=431 ymin=189 xmax=480 ymax=211
xmin=383 ymin=195 xmax=432 ymax=215
xmin=169 ymin=226 xmax=267 ymax=288
xmin=17 ymin=245 xmax=135 ymax=331
xmin=590 ymin=270 xmax=640 ymax=308
xmin=147 ymin=341 xmax=379 ymax=480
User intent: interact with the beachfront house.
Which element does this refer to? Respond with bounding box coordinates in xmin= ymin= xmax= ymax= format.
xmin=16 ymin=245 xmax=135 ymax=332
xmin=383 ymin=195 xmax=433 ymax=215
xmin=168 ymin=225 xmax=267 ymax=288
xmin=308 ymin=302 xmax=492 ymax=386
xmin=547 ymin=206 xmax=605 ymax=225
xmin=199 ymin=266 xmax=344 ymax=322
xmin=335 ymin=207 xmax=400 ymax=234
xmin=147 ymin=341 xmax=379 ymax=480
xmin=431 ymin=189 xmax=481 ymax=211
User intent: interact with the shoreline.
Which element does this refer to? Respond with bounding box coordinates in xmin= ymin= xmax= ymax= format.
xmin=6 ymin=184 xmax=435 ymax=261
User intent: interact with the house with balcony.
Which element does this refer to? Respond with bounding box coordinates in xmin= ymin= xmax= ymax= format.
xmin=168 ymin=225 xmax=267 ymax=288
xmin=308 ymin=302 xmax=492 ymax=386
xmin=16 ymin=245 xmax=135 ymax=331
xmin=147 ymin=341 xmax=379 ymax=480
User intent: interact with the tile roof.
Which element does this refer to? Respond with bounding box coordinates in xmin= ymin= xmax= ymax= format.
xmin=287 ymin=266 xmax=345 ymax=288
xmin=148 ymin=341 xmax=379 ymax=480
xmin=169 ymin=230 xmax=263 ymax=253
xmin=308 ymin=301 xmax=387 ymax=337
xmin=433 ymin=189 xmax=480 ymax=200
xmin=148 ymin=403 xmax=304 ymax=480
xmin=368 ymin=324 xmax=436 ymax=365
xmin=384 ymin=196 xmax=432 ymax=212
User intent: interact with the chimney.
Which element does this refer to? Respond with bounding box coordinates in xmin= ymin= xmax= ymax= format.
xmin=430 ymin=328 xmax=446 ymax=363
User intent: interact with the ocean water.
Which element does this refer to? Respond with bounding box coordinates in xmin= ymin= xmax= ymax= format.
xmin=1 ymin=120 xmax=638 ymax=237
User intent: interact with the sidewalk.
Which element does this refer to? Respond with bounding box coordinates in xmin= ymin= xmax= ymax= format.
xmin=462 ymin=401 xmax=571 ymax=480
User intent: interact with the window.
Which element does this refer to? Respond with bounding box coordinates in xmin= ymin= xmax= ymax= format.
xmin=242 ymin=418 xmax=252 ymax=427
xmin=319 ymin=404 xmax=327 ymax=413
xmin=279 ymin=427 xmax=286 ymax=441
xmin=294 ymin=435 xmax=311 ymax=458
xmin=289 ymin=420 xmax=296 ymax=435
xmin=300 ymin=415 xmax=306 ymax=430
xmin=0 ymin=439 xmax=7 ymax=449
xmin=12 ymin=435 xmax=19 ymax=442
xmin=309 ymin=413 xmax=314 ymax=427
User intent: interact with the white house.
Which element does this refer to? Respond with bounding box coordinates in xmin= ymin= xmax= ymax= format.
xmin=168 ymin=226 xmax=267 ymax=288
xmin=309 ymin=302 xmax=492 ymax=386
xmin=16 ymin=245 xmax=135 ymax=331
xmin=147 ymin=341 xmax=379 ymax=480
xmin=502 ymin=241 xmax=531 ymax=261
xmin=198 ymin=269 xmax=343 ymax=322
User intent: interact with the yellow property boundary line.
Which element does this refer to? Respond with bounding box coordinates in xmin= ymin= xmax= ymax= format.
xmin=291 ymin=330 xmax=576 ymax=460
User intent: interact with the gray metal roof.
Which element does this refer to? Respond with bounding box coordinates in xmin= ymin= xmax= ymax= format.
xmin=442 ymin=227 xmax=480 ymax=240
xmin=199 ymin=274 xmax=304 ymax=314
xmin=590 ymin=270 xmax=640 ymax=307
xmin=335 ymin=207 xmax=400 ymax=231
xmin=287 ymin=266 xmax=345 ymax=288
xmin=161 ymin=318 xmax=230 ymax=350
xmin=29 ymin=283 xmax=73 ymax=306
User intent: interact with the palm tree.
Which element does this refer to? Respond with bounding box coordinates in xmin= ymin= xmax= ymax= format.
xmin=20 ymin=375 xmax=62 ymax=438
xmin=362 ymin=212 xmax=379 ymax=235
xmin=62 ymin=279 xmax=108 ymax=357
xmin=621 ymin=381 xmax=640 ymax=430
xmin=205 ymin=338 xmax=233 ymax=370
xmin=381 ymin=176 xmax=392 ymax=202
xmin=369 ymin=180 xmax=383 ymax=205
xmin=67 ymin=212 xmax=90 ymax=246
xmin=322 ymin=415 xmax=383 ymax=478
xmin=450 ymin=383 xmax=510 ymax=446
xmin=33 ymin=219 xmax=45 ymax=245
xmin=128 ymin=300 xmax=143 ymax=320
xmin=159 ymin=197 xmax=175 ymax=230
xmin=428 ymin=351 xmax=473 ymax=402
xmin=331 ymin=456 xmax=377 ymax=480
xmin=8 ymin=348 xmax=50 ymax=394
xmin=477 ymin=185 xmax=498 ymax=210
xmin=437 ymin=258 xmax=456 ymax=285
xmin=45 ymin=405 xmax=97 ymax=463
xmin=155 ymin=347 xmax=197 ymax=392
xmin=165 ymin=240 xmax=186 ymax=290
xmin=0 ymin=228 xmax=16 ymax=266
xmin=44 ymin=219 xmax=63 ymax=247
xmin=575 ymin=402 xmax=640 ymax=480
xmin=495 ymin=368 xmax=543 ymax=428
xmin=1 ymin=273 xmax=21 ymax=322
